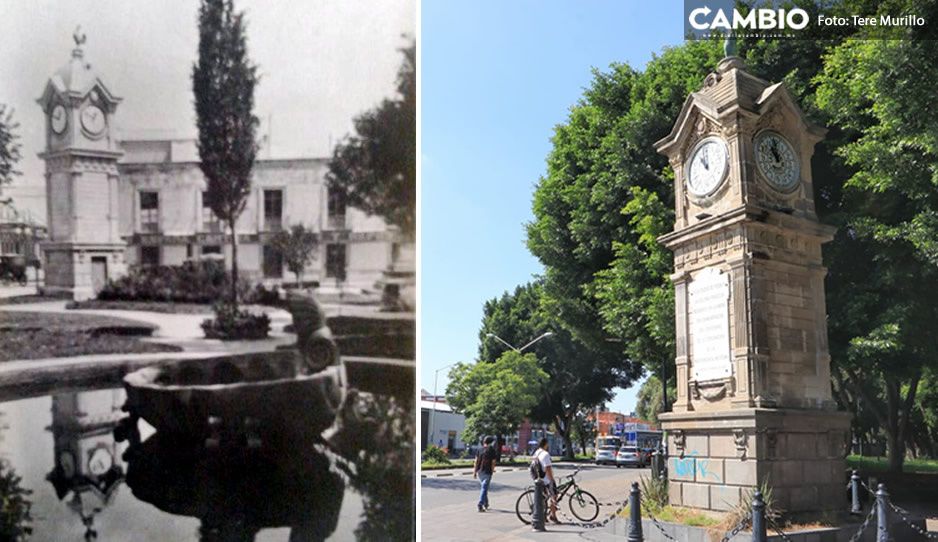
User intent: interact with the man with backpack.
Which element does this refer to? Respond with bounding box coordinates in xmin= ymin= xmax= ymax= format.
xmin=473 ymin=435 xmax=498 ymax=512
xmin=531 ymin=437 xmax=560 ymax=523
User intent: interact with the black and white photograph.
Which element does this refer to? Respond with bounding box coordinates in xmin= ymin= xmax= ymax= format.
xmin=0 ymin=1 xmax=415 ymax=540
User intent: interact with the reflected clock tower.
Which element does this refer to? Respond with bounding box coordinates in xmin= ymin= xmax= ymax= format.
xmin=36 ymin=27 xmax=126 ymax=300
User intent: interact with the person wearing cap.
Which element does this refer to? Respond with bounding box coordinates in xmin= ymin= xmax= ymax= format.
xmin=472 ymin=435 xmax=498 ymax=512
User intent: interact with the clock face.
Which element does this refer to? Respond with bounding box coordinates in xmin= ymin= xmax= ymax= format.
xmin=51 ymin=105 xmax=67 ymax=134
xmin=754 ymin=131 xmax=800 ymax=192
xmin=686 ymin=136 xmax=729 ymax=198
xmin=80 ymin=105 xmax=106 ymax=136
xmin=88 ymin=447 xmax=113 ymax=476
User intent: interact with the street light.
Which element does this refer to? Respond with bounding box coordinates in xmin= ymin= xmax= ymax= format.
xmin=428 ymin=362 xmax=457 ymax=449
xmin=485 ymin=331 xmax=554 ymax=353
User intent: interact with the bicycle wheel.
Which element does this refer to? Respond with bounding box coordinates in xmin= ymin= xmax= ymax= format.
xmin=515 ymin=489 xmax=535 ymax=524
xmin=568 ymin=489 xmax=599 ymax=522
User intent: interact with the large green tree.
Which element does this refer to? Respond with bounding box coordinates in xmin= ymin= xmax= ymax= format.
xmin=328 ymin=43 xmax=416 ymax=236
xmin=478 ymin=281 xmax=641 ymax=459
xmin=445 ymin=350 xmax=547 ymax=444
xmin=192 ymin=0 xmax=259 ymax=304
xmin=815 ymin=38 xmax=938 ymax=472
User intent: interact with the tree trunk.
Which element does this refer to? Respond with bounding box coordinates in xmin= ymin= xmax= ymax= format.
xmin=554 ymin=413 xmax=575 ymax=460
xmin=229 ymin=220 xmax=239 ymax=305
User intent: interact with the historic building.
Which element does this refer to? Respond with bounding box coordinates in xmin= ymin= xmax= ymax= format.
xmin=36 ymin=30 xmax=407 ymax=300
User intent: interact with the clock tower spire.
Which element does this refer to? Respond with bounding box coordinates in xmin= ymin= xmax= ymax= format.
xmin=36 ymin=28 xmax=127 ymax=300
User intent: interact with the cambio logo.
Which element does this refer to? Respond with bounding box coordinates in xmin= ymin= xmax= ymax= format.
xmin=689 ymin=6 xmax=809 ymax=30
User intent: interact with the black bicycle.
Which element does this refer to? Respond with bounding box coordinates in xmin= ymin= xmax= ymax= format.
xmin=515 ymin=466 xmax=599 ymax=524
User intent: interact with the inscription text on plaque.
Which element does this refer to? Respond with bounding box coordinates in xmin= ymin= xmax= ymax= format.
xmin=688 ymin=266 xmax=732 ymax=382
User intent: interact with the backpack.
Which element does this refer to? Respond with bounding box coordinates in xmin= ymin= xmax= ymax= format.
xmin=529 ymin=453 xmax=545 ymax=480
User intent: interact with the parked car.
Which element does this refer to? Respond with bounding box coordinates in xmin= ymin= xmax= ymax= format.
xmin=615 ymin=445 xmax=644 ymax=468
xmin=640 ymin=448 xmax=655 ymax=466
xmin=594 ymin=445 xmax=618 ymax=465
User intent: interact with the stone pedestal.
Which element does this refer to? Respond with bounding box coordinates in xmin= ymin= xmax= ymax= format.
xmin=41 ymin=242 xmax=127 ymax=301
xmin=661 ymin=409 xmax=850 ymax=513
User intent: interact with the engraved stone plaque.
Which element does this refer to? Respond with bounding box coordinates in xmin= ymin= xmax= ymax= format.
xmin=688 ymin=266 xmax=732 ymax=382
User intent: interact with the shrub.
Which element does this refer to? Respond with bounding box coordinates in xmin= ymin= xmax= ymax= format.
xmin=99 ymin=260 xmax=231 ymax=303
xmin=0 ymin=461 xmax=32 ymax=540
xmin=201 ymin=302 xmax=271 ymax=340
xmin=640 ymin=474 xmax=668 ymax=512
xmin=421 ymin=445 xmax=450 ymax=465
xmin=242 ymin=283 xmax=284 ymax=307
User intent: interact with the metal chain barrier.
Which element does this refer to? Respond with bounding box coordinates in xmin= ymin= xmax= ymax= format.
xmin=767 ymin=517 xmax=796 ymax=542
xmin=718 ymin=512 xmax=752 ymax=542
xmin=847 ymin=505 xmax=877 ymax=542
xmin=887 ymin=500 xmax=938 ymax=540
xmin=645 ymin=507 xmax=680 ymax=542
xmin=552 ymin=497 xmax=629 ymax=530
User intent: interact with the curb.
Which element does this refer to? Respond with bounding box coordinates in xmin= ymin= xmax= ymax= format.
xmin=421 ymin=467 xmax=525 ymax=479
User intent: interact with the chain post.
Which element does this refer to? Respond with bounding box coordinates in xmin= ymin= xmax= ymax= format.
xmin=850 ymin=469 xmax=862 ymax=515
xmin=627 ymin=481 xmax=644 ymax=542
xmin=532 ymin=478 xmax=546 ymax=532
xmin=751 ymin=490 xmax=767 ymax=542
xmin=875 ymin=483 xmax=889 ymax=542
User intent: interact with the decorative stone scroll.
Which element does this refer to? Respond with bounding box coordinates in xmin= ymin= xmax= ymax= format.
xmin=688 ymin=267 xmax=732 ymax=382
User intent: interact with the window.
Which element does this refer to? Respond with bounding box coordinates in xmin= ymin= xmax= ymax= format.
xmin=262 ymin=244 xmax=283 ymax=278
xmin=140 ymin=246 xmax=160 ymax=267
xmin=327 ymin=188 xmax=346 ymax=229
xmin=139 ymin=192 xmax=159 ymax=233
xmin=263 ymin=189 xmax=283 ymax=231
xmin=202 ymin=245 xmax=222 ymax=256
xmin=325 ymin=243 xmax=346 ymax=280
xmin=202 ymin=191 xmax=221 ymax=233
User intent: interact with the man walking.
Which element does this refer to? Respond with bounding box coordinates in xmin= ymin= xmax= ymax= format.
xmin=473 ymin=436 xmax=498 ymax=512
xmin=533 ymin=437 xmax=559 ymax=523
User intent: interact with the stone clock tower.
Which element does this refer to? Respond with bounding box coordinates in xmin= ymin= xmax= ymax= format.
xmin=37 ymin=28 xmax=126 ymax=300
xmin=654 ymin=51 xmax=850 ymax=514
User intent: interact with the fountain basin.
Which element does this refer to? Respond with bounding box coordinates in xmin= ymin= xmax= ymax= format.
xmin=122 ymin=350 xmax=345 ymax=442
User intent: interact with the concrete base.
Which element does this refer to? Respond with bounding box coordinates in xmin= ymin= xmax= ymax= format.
xmin=41 ymin=242 xmax=127 ymax=301
xmin=660 ymin=408 xmax=852 ymax=514
xmin=604 ymin=515 xmax=928 ymax=541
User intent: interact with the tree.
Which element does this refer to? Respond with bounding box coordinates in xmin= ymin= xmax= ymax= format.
xmin=815 ymin=38 xmax=938 ymax=472
xmin=0 ymin=104 xmax=21 ymax=188
xmin=445 ymin=350 xmax=547 ymax=444
xmin=328 ymin=43 xmax=416 ymax=236
xmin=568 ymin=408 xmax=597 ymax=456
xmin=192 ymin=0 xmax=259 ymax=304
xmin=271 ymin=224 xmax=318 ymax=286
xmin=478 ymin=281 xmax=641 ymax=459
xmin=634 ymin=375 xmax=675 ymax=425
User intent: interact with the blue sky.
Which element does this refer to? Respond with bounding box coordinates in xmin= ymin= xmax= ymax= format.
xmin=421 ymin=2 xmax=686 ymax=415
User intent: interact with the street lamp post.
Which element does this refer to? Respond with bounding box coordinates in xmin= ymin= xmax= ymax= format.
xmin=428 ymin=362 xmax=457 ymax=449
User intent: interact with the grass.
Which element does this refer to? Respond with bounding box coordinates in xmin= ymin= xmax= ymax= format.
xmin=0 ymin=311 xmax=182 ymax=361
xmin=0 ymin=293 xmax=71 ymax=305
xmin=66 ymin=299 xmax=214 ymax=314
xmin=847 ymin=454 xmax=938 ymax=474
xmin=620 ymin=504 xmax=722 ymax=528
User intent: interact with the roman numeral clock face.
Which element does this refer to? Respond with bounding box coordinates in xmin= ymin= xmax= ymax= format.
xmin=754 ymin=131 xmax=800 ymax=192
xmin=685 ymin=136 xmax=729 ymax=198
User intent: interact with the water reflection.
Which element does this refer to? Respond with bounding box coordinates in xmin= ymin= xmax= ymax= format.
xmin=46 ymin=390 xmax=126 ymax=541
xmin=124 ymin=433 xmax=343 ymax=541
xmin=0 ymin=388 xmax=372 ymax=541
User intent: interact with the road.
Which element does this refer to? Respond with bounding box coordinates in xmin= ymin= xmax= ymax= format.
xmin=421 ymin=462 xmax=648 ymax=541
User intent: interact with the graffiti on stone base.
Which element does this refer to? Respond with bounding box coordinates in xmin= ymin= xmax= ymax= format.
xmin=673 ymin=451 xmax=721 ymax=481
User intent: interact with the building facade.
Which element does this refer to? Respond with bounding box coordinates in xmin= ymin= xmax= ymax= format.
xmin=117 ymin=138 xmax=401 ymax=291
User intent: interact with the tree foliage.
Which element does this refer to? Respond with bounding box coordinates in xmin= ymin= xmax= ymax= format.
xmin=445 ymin=350 xmax=547 ymax=444
xmin=634 ymin=375 xmax=675 ymax=425
xmin=271 ymin=224 xmax=318 ymax=286
xmin=328 ymin=43 xmax=416 ymax=236
xmin=0 ymin=105 xmax=21 ymax=188
xmin=478 ymin=281 xmax=640 ymax=458
xmin=815 ymin=38 xmax=938 ymax=471
xmin=192 ymin=0 xmax=259 ymax=303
